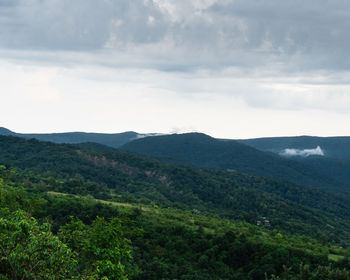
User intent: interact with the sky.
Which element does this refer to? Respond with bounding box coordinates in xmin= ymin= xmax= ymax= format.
xmin=1 ymin=0 xmax=350 ymax=139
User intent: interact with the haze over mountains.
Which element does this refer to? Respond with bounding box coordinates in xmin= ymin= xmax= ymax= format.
xmin=0 ymin=127 xmax=154 ymax=148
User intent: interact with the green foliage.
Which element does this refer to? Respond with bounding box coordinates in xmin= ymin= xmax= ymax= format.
xmin=128 ymin=205 xmax=339 ymax=280
xmin=0 ymin=168 xmax=45 ymax=214
xmin=2 ymin=171 xmax=350 ymax=279
xmin=36 ymin=194 xmax=120 ymax=232
xmin=0 ymin=173 xmax=132 ymax=280
xmin=0 ymin=209 xmax=76 ymax=280
xmin=59 ymin=217 xmax=132 ymax=280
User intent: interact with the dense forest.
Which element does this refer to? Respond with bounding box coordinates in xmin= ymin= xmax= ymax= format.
xmin=239 ymin=136 xmax=350 ymax=191
xmin=120 ymin=133 xmax=348 ymax=194
xmin=1 ymin=135 xmax=350 ymax=279
xmin=238 ymin=136 xmax=350 ymax=160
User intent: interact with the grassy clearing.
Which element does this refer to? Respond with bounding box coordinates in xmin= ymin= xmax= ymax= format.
xmin=47 ymin=191 xmax=349 ymax=260
xmin=47 ymin=191 xmax=152 ymax=211
xmin=328 ymin=254 xmax=345 ymax=261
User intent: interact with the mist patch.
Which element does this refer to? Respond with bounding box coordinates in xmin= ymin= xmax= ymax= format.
xmin=280 ymin=146 xmax=324 ymax=157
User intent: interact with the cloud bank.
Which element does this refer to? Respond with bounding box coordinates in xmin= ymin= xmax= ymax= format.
xmin=1 ymin=0 xmax=350 ymax=73
xmin=280 ymin=146 xmax=325 ymax=157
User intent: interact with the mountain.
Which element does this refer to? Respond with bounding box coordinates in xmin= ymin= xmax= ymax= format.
xmin=2 ymin=134 xmax=350 ymax=244
xmin=0 ymin=127 xmax=14 ymax=135
xmin=238 ymin=136 xmax=350 ymax=160
xmin=3 ymin=128 xmax=350 ymax=193
xmin=238 ymin=136 xmax=350 ymax=189
xmin=0 ymin=127 xmax=154 ymax=148
xmin=120 ymin=133 xmax=347 ymax=194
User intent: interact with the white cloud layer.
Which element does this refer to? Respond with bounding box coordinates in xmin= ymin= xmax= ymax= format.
xmin=280 ymin=146 xmax=325 ymax=157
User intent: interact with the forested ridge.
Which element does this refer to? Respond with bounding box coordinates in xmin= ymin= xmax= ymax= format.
xmin=1 ymin=135 xmax=350 ymax=279
xmin=120 ymin=133 xmax=348 ymax=194
xmin=238 ymin=136 xmax=350 ymax=160
xmin=239 ymin=136 xmax=350 ymax=192
xmin=0 ymin=127 xmax=141 ymax=148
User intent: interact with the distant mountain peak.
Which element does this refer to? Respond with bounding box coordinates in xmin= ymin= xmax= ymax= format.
xmin=0 ymin=128 xmax=150 ymax=148
xmin=0 ymin=127 xmax=14 ymax=135
xmin=160 ymin=132 xmax=214 ymax=140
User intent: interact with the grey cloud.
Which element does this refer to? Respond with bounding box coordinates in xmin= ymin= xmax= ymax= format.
xmin=1 ymin=0 xmax=350 ymax=73
xmin=0 ymin=0 xmax=167 ymax=50
xmin=0 ymin=0 xmax=19 ymax=7
xmin=0 ymin=0 xmax=110 ymax=49
xmin=207 ymin=1 xmax=350 ymax=69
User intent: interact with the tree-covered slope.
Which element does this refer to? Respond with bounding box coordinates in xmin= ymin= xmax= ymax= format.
xmin=238 ymin=136 xmax=350 ymax=160
xmin=1 ymin=135 xmax=350 ymax=244
xmin=3 ymin=174 xmax=350 ymax=280
xmin=239 ymin=136 xmax=350 ymax=191
xmin=120 ymin=133 xmax=345 ymax=193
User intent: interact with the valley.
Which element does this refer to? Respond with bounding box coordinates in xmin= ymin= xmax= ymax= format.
xmin=1 ymin=130 xmax=350 ymax=279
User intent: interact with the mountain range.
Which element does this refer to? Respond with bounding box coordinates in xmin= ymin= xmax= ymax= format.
xmin=238 ymin=136 xmax=350 ymax=192
xmin=2 ymin=128 xmax=350 ymax=278
xmin=121 ymin=133 xmax=350 ymax=195
xmin=0 ymin=127 xmax=151 ymax=148
xmin=2 ymin=127 xmax=350 ymax=195
xmin=1 ymin=134 xmax=350 ymax=244
xmin=238 ymin=136 xmax=350 ymax=161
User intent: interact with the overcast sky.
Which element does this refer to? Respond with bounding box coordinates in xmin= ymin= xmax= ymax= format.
xmin=1 ymin=0 xmax=350 ymax=138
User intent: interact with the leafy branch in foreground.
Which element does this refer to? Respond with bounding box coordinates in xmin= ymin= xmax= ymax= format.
xmin=0 ymin=209 xmax=76 ymax=280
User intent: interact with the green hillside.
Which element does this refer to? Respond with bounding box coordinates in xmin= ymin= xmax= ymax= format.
xmin=238 ymin=136 xmax=350 ymax=160
xmin=120 ymin=133 xmax=347 ymax=194
xmin=2 ymin=135 xmax=350 ymax=279
xmin=1 ymin=175 xmax=350 ymax=280
xmin=239 ymin=136 xmax=350 ymax=191
xmin=1 ymin=135 xmax=350 ymax=244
